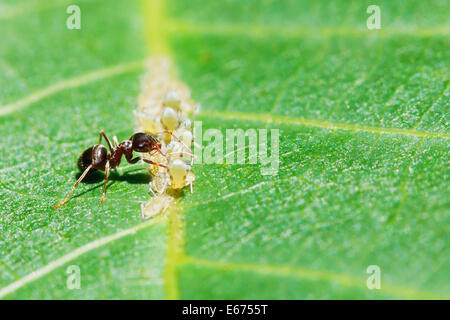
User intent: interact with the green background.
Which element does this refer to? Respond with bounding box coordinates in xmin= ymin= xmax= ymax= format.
xmin=0 ymin=0 xmax=448 ymax=299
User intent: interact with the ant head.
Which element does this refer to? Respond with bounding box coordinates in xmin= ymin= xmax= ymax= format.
xmin=130 ymin=132 xmax=161 ymax=153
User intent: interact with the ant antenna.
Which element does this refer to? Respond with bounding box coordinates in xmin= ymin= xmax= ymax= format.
xmin=154 ymin=130 xmax=194 ymax=157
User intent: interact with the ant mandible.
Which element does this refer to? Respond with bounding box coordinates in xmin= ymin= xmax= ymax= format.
xmin=53 ymin=130 xmax=190 ymax=209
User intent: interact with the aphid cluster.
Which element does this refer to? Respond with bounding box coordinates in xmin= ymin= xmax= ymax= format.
xmin=147 ymin=118 xmax=195 ymax=195
xmin=135 ymin=57 xmax=199 ymax=219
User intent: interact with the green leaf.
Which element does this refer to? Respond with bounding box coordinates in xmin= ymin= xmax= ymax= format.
xmin=0 ymin=0 xmax=449 ymax=299
xmin=0 ymin=0 xmax=166 ymax=299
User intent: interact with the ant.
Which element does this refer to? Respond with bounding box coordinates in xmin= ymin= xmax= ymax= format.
xmin=53 ymin=130 xmax=192 ymax=209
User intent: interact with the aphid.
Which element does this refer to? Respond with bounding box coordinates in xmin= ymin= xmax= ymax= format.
xmin=161 ymin=106 xmax=178 ymax=131
xmin=141 ymin=193 xmax=173 ymax=220
xmin=134 ymin=110 xmax=163 ymax=133
xmin=162 ymin=91 xmax=196 ymax=118
xmin=149 ymin=158 xmax=195 ymax=195
xmin=163 ymin=91 xmax=181 ymax=110
xmin=179 ymin=118 xmax=192 ymax=130
xmin=168 ymin=159 xmax=192 ymax=190
xmin=53 ymin=131 xmax=169 ymax=209
xmin=177 ymin=129 xmax=193 ymax=148
xmin=150 ymin=171 xmax=169 ymax=195
xmin=165 ymin=139 xmax=188 ymax=158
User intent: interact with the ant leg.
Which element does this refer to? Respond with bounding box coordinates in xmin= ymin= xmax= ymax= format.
xmin=100 ymin=162 xmax=110 ymax=203
xmin=125 ymin=154 xmax=167 ymax=168
xmin=155 ymin=145 xmax=166 ymax=157
xmin=125 ymin=156 xmax=141 ymax=164
xmin=53 ymin=164 xmax=93 ymax=209
xmin=125 ymin=154 xmax=168 ymax=169
xmin=142 ymin=158 xmax=168 ymax=169
xmin=167 ymin=151 xmax=197 ymax=159
xmin=99 ymin=130 xmax=113 ymax=152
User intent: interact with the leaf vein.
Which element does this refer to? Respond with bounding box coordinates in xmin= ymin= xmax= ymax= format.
xmin=168 ymin=20 xmax=450 ymax=39
xmin=180 ymin=255 xmax=448 ymax=299
xmin=0 ymin=216 xmax=165 ymax=299
xmin=0 ymin=60 xmax=145 ymax=117
xmin=199 ymin=110 xmax=450 ymax=139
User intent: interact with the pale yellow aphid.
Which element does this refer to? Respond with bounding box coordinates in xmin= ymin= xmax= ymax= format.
xmin=168 ymin=159 xmax=194 ymax=192
xmin=161 ymin=106 xmax=178 ymax=131
xmin=179 ymin=130 xmax=193 ymax=147
xmin=174 ymin=122 xmax=193 ymax=148
xmin=179 ymin=118 xmax=192 ymax=130
xmin=165 ymin=140 xmax=184 ymax=156
xmin=148 ymin=160 xmax=194 ymax=195
xmin=150 ymin=170 xmax=169 ymax=195
xmin=163 ymin=91 xmax=197 ymax=118
xmin=141 ymin=193 xmax=173 ymax=219
xmin=163 ymin=91 xmax=182 ymax=111
xmin=134 ymin=110 xmax=163 ymax=133
xmin=146 ymin=134 xmax=194 ymax=195
xmin=168 ymin=159 xmax=189 ymax=189
xmin=166 ymin=135 xmax=192 ymax=155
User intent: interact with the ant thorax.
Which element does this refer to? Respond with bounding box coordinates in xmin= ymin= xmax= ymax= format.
xmin=119 ymin=140 xmax=132 ymax=152
xmin=108 ymin=140 xmax=132 ymax=169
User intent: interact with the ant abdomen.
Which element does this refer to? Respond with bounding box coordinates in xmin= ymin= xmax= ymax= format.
xmin=78 ymin=146 xmax=94 ymax=171
xmin=77 ymin=145 xmax=107 ymax=171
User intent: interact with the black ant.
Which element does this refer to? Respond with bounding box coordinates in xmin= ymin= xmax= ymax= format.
xmin=53 ymin=130 xmax=190 ymax=209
